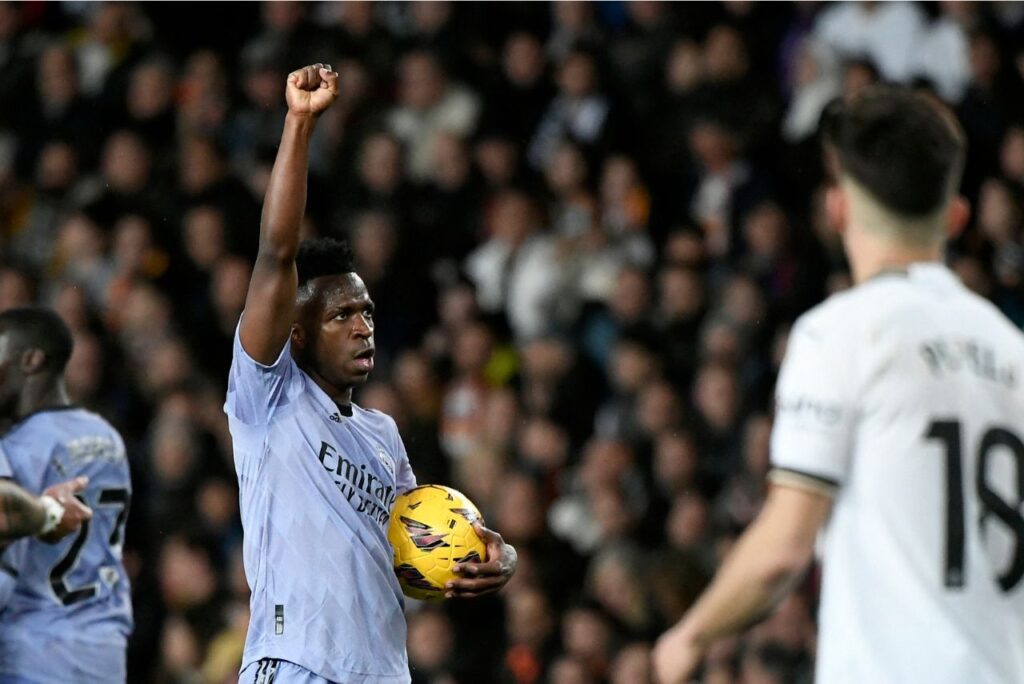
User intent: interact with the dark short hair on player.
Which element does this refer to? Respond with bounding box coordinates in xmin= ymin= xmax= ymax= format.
xmin=295 ymin=237 xmax=356 ymax=291
xmin=838 ymin=86 xmax=966 ymax=217
xmin=0 ymin=306 xmax=74 ymax=374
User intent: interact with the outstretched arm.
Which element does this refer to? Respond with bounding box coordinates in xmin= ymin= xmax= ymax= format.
xmin=239 ymin=63 xmax=339 ymax=365
xmin=652 ymin=484 xmax=831 ymax=684
xmin=0 ymin=476 xmax=92 ymax=543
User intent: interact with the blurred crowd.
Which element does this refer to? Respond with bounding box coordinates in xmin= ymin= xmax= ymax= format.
xmin=1 ymin=2 xmax=1023 ymax=683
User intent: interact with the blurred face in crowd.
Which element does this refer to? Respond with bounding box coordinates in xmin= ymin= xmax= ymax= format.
xmin=432 ymin=131 xmax=471 ymax=190
xmin=490 ymin=191 xmax=536 ymax=246
xmin=562 ymin=607 xmax=612 ymax=666
xmin=694 ymin=362 xmax=740 ymax=431
xmin=351 ymin=212 xmax=398 ymax=279
xmin=580 ymin=438 xmax=633 ymax=491
xmin=406 ymin=608 xmax=454 ymax=673
xmin=475 ymin=136 xmax=519 ymax=187
xmin=666 ymin=39 xmax=704 ymax=94
xmin=103 ymin=130 xmax=151 ymax=193
xmin=519 ymin=417 xmax=569 ymax=471
xmin=211 ymin=256 xmax=252 ymax=321
xmin=438 ymin=282 xmax=477 ymax=330
xmin=1000 ymin=126 xmax=1024 ymax=180
xmin=654 ymin=431 xmax=699 ymax=494
xmin=504 ymin=32 xmax=546 ymax=87
xmin=704 ymin=25 xmax=748 ymax=82
xmin=636 ymin=380 xmax=683 ymax=436
xmin=262 ymin=0 xmax=304 ymax=32
xmin=452 ymin=321 xmax=493 ymax=377
xmin=36 ymin=142 xmax=78 ymax=191
xmin=976 ymin=178 xmax=1020 ymax=244
xmin=184 ymin=205 xmax=227 ymax=270
xmin=399 ymin=52 xmax=446 ymax=110
xmin=507 ymin=585 xmax=555 ymax=648
xmin=546 ymin=143 xmax=588 ymax=197
xmin=553 ymin=1 xmax=593 ymax=32
xmin=128 ymin=60 xmax=174 ymax=120
xmin=659 ymin=266 xmax=704 ymax=321
xmin=558 ymin=52 xmax=598 ymax=99
xmin=743 ymin=413 xmax=772 ymax=476
xmin=744 ymin=202 xmax=788 ymax=260
xmin=64 ymin=333 xmax=102 ymax=402
xmin=667 ymin=491 xmax=710 ymax=548
xmin=410 ymin=1 xmax=451 ymax=35
xmin=359 ymin=133 xmax=402 ymax=193
xmin=179 ymin=137 xmax=224 ymax=194
xmin=0 ymin=269 xmax=35 ymax=313
xmin=494 ymin=473 xmax=545 ymax=543
xmin=112 ymin=215 xmax=154 ymax=276
xmin=37 ymin=45 xmax=77 ymax=107
xmin=609 ymin=643 xmax=653 ymax=684
xmin=609 ymin=267 xmax=651 ymax=324
xmin=689 ymin=121 xmax=736 ymax=172
xmin=609 ymin=341 xmax=657 ymax=394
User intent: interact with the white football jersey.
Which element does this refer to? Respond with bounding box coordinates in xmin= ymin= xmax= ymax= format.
xmin=770 ymin=262 xmax=1024 ymax=684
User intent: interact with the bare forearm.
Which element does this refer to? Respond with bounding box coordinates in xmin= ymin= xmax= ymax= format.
xmin=260 ymin=112 xmax=318 ymax=261
xmin=0 ymin=481 xmax=44 ymax=540
xmin=679 ymin=518 xmax=809 ymax=646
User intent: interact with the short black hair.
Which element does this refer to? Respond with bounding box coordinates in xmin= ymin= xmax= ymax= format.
xmin=837 ymin=86 xmax=966 ymax=217
xmin=0 ymin=307 xmax=74 ymax=374
xmin=295 ymin=237 xmax=356 ymax=290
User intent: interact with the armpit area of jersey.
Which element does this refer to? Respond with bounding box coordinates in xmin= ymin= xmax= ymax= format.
xmin=768 ymin=467 xmax=839 ymax=497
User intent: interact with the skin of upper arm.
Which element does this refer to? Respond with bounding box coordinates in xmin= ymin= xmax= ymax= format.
xmin=238 ymin=256 xmax=299 ymax=366
xmin=755 ymin=482 xmax=834 ymax=566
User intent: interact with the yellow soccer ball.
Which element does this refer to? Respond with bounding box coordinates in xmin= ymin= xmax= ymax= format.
xmin=387 ymin=485 xmax=487 ymax=601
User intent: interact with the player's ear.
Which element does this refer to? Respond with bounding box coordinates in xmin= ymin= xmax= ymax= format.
xmin=291 ymin=323 xmax=307 ymax=351
xmin=20 ymin=348 xmax=46 ymax=375
xmin=946 ymin=195 xmax=970 ymax=239
xmin=825 ymin=185 xmax=847 ymax=236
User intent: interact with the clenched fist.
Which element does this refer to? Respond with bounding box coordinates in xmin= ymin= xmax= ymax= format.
xmin=286 ymin=63 xmax=339 ymax=117
xmin=39 ymin=476 xmax=92 ymax=544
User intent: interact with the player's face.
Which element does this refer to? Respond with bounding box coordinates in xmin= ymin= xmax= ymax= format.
xmin=299 ymin=273 xmax=376 ymax=391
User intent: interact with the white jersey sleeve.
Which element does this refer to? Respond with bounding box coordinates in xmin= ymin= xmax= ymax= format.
xmin=770 ymin=314 xmax=859 ymax=492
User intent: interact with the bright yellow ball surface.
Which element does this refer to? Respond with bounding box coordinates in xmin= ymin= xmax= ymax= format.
xmin=387 ymin=485 xmax=487 ymax=601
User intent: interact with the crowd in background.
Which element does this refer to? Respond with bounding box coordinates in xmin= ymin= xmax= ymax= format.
xmin=1 ymin=2 xmax=1023 ymax=682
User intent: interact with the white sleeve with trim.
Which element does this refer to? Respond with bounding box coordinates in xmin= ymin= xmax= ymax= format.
xmin=770 ymin=315 xmax=858 ymax=490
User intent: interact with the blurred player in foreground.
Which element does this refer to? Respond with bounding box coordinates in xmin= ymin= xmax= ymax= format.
xmin=226 ymin=64 xmax=516 ymax=683
xmin=654 ymin=87 xmax=1024 ymax=683
xmin=0 ymin=307 xmax=133 ymax=683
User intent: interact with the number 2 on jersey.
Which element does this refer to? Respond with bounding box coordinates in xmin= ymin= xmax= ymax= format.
xmin=926 ymin=421 xmax=1024 ymax=592
xmin=49 ymin=487 xmax=130 ymax=606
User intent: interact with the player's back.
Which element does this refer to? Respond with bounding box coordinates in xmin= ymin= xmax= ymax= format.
xmin=796 ymin=264 xmax=1024 ymax=683
xmin=0 ymin=407 xmax=133 ymax=684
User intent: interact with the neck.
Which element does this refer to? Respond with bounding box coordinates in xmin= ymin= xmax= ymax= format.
xmin=16 ymin=381 xmax=71 ymax=422
xmin=847 ymin=233 xmax=943 ymax=284
xmin=303 ymin=365 xmax=354 ymax=406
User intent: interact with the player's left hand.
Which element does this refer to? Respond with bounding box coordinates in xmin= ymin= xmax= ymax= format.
xmin=652 ymin=624 xmax=704 ymax=684
xmin=445 ymin=522 xmax=517 ymax=599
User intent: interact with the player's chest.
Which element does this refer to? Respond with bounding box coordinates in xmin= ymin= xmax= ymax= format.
xmin=285 ymin=414 xmax=399 ymax=526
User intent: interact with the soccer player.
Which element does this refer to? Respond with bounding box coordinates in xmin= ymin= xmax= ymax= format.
xmin=0 ymin=307 xmax=133 ymax=683
xmin=653 ymin=87 xmax=1024 ymax=683
xmin=227 ymin=64 xmax=517 ymax=683
xmin=0 ymin=475 xmax=90 ymax=546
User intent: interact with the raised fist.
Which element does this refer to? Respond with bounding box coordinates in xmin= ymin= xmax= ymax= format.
xmin=286 ymin=63 xmax=339 ymax=117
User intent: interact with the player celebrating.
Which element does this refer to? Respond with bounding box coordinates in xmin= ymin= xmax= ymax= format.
xmin=227 ymin=64 xmax=517 ymax=683
xmin=0 ymin=307 xmax=133 ymax=683
xmin=654 ymin=87 xmax=1024 ymax=683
